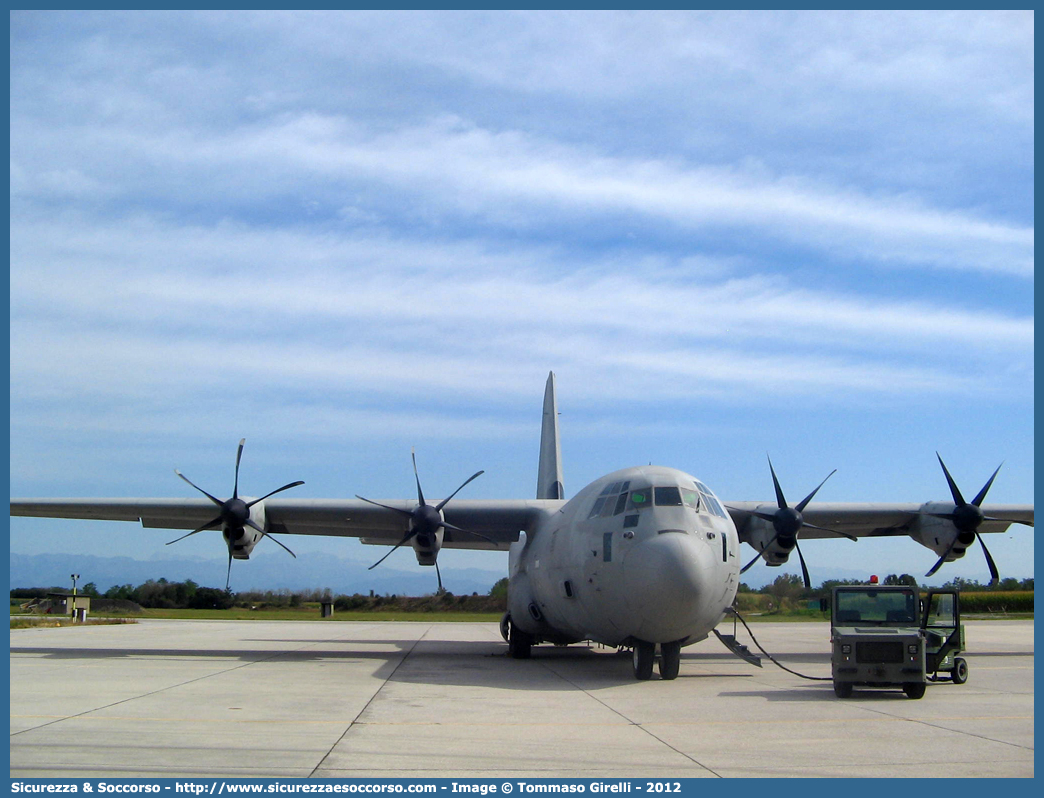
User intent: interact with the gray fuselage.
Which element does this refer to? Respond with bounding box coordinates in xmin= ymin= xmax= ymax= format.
xmin=509 ymin=465 xmax=740 ymax=648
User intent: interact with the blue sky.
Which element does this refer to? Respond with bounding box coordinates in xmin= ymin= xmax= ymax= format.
xmin=9 ymin=10 xmax=1034 ymax=592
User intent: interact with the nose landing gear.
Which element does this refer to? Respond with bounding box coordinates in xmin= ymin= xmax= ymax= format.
xmin=631 ymin=639 xmax=682 ymax=680
xmin=659 ymin=641 xmax=681 ymax=680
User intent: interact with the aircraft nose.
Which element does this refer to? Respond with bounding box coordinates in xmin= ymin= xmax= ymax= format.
xmin=623 ymin=531 xmax=713 ymax=642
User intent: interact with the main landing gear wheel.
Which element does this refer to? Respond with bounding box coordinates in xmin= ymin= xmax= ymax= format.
xmin=833 ymin=681 xmax=853 ymax=698
xmin=903 ymin=682 xmax=926 ymax=699
xmin=508 ymin=623 xmax=533 ymax=660
xmin=952 ymin=657 xmax=969 ymax=684
xmin=632 ymin=640 xmax=655 ymax=680
xmin=659 ymin=641 xmax=681 ymax=680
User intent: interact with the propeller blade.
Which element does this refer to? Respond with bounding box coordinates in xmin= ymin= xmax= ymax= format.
xmin=925 ymin=532 xmax=960 ymax=578
xmin=454 ymin=527 xmax=499 ymax=546
xmin=436 ymin=471 xmax=485 ymax=512
xmin=925 ymin=554 xmax=947 ymax=578
xmin=412 ymin=448 xmax=426 ymax=507
xmin=225 ymin=545 xmax=234 ymax=591
xmin=246 ymin=480 xmax=305 ymax=508
xmin=982 ymin=515 xmax=1033 ymax=526
xmin=242 ymin=517 xmax=297 ymax=558
xmin=768 ymin=456 xmax=787 ymax=510
xmin=741 ymin=534 xmax=778 ymax=574
xmin=794 ymin=539 xmax=811 ymax=590
xmin=166 ymin=515 xmax=223 ymax=545
xmin=936 ymin=453 xmax=967 ymax=507
xmin=264 ymin=531 xmax=297 ymax=559
xmin=749 ymin=510 xmax=778 ymax=524
xmin=971 ymin=463 xmax=1004 ymax=507
xmin=175 ymin=470 xmax=224 ymax=507
xmin=977 ymin=532 xmax=999 ymax=585
xmin=435 ymin=559 xmax=444 ymax=594
xmin=740 ymin=550 xmax=763 ymax=574
xmin=356 ymin=495 xmax=414 ymax=518
xmin=802 ymin=522 xmax=857 ymax=542
xmin=795 ymin=470 xmax=837 ymax=513
xmin=368 ymin=531 xmax=416 ymax=570
xmin=233 ymin=438 xmax=245 ymax=500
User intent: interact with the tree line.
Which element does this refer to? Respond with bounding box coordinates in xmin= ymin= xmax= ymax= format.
xmin=736 ymin=573 xmax=1033 ymax=614
xmin=740 ymin=573 xmax=1033 ymax=603
xmin=10 ymin=573 xmax=1031 ymax=613
xmin=11 ymin=578 xmax=507 ymax=611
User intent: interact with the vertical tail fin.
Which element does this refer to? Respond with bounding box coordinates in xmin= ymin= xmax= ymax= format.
xmin=536 ymin=371 xmax=564 ymax=500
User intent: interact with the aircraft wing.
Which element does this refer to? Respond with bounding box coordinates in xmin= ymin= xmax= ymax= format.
xmin=726 ymin=502 xmax=1034 ymax=540
xmin=9 ymin=498 xmax=565 ymax=551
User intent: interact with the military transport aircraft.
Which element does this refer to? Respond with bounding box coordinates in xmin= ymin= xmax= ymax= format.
xmin=9 ymin=373 xmax=1034 ymax=680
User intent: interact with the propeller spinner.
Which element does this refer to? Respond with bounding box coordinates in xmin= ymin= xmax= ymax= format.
xmin=168 ymin=438 xmax=304 ymax=590
xmin=357 ymin=450 xmax=490 ymax=593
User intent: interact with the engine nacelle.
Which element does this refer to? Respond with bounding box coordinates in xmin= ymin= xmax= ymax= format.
xmin=410 ymin=504 xmax=445 ymax=566
xmin=907 ymin=502 xmax=973 ymax=562
xmin=741 ymin=510 xmax=796 ymax=567
xmin=411 ymin=525 xmax=444 ymax=566
xmin=224 ymin=499 xmax=268 ymax=560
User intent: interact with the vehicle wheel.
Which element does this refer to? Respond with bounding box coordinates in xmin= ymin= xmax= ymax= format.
xmin=833 ymin=681 xmax=853 ymax=698
xmin=632 ymin=640 xmax=655 ymax=680
xmin=903 ymin=682 xmax=926 ymax=699
xmin=508 ymin=623 xmax=533 ymax=659
xmin=952 ymin=657 xmax=968 ymax=685
xmin=659 ymin=641 xmax=681 ymax=680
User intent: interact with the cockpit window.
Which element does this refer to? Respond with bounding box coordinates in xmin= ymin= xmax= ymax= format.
xmin=613 ymin=493 xmax=629 ymax=515
xmin=592 ymin=480 xmax=719 ymax=518
xmin=589 ymin=481 xmax=634 ymax=518
xmin=626 ymin=488 xmax=653 ymax=511
xmin=694 ymin=480 xmax=728 ymax=518
xmin=654 ymin=487 xmax=683 ymax=507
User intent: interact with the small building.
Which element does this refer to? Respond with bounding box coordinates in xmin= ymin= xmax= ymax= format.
xmin=47 ymin=592 xmax=92 ymax=618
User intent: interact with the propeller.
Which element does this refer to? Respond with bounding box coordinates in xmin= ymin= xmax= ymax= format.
xmin=924 ymin=454 xmax=1025 ymax=584
xmin=356 ymin=449 xmax=488 ymax=593
xmin=731 ymin=456 xmax=854 ymax=589
xmin=168 ymin=438 xmax=304 ymax=590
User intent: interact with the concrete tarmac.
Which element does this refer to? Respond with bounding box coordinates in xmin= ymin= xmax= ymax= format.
xmin=10 ymin=618 xmax=1034 ymax=779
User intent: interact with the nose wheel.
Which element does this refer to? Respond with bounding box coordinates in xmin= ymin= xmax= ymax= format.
xmin=631 ymin=640 xmax=682 ymax=680
xmin=506 ymin=617 xmax=533 ymax=659
xmin=632 ymin=640 xmax=655 ymax=679
xmin=659 ymin=641 xmax=681 ymax=680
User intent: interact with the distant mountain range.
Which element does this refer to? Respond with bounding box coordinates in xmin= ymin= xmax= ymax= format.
xmin=9 ymin=550 xmax=1011 ymax=597
xmin=9 ymin=551 xmax=507 ymax=597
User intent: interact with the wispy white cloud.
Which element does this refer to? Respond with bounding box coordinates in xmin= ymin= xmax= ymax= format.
xmin=11 ymin=211 xmax=1031 ymax=442
xmin=12 ymin=111 xmax=1033 ymax=278
xmin=12 ymin=215 xmax=1033 ymax=348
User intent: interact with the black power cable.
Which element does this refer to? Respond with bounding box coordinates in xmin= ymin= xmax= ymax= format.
xmin=725 ymin=608 xmax=832 ymax=681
